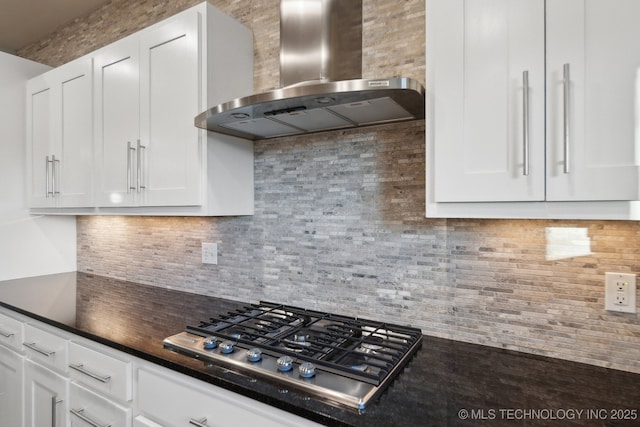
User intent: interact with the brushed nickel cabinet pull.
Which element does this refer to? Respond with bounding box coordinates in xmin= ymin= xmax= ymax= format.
xmin=23 ymin=341 xmax=55 ymax=357
xmin=127 ymin=141 xmax=136 ymax=193
xmin=69 ymin=363 xmax=111 ymax=383
xmin=136 ymin=139 xmax=146 ymax=192
xmin=563 ymin=63 xmax=571 ymax=174
xmin=522 ymin=70 xmax=530 ymax=176
xmin=189 ymin=417 xmax=208 ymax=427
xmin=70 ymin=408 xmax=111 ymax=427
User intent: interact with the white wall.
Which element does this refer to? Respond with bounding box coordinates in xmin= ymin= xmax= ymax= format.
xmin=0 ymin=52 xmax=76 ymax=280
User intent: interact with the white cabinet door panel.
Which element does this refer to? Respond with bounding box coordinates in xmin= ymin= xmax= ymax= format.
xmin=27 ymin=77 xmax=55 ymax=208
xmin=24 ymin=360 xmax=69 ymax=427
xmin=546 ymin=0 xmax=640 ymax=201
xmin=432 ymin=0 xmax=545 ymax=202
xmin=139 ymin=9 xmax=202 ymax=207
xmin=57 ymin=59 xmax=94 ymax=207
xmin=0 ymin=346 xmax=23 ymax=427
xmin=94 ymin=36 xmax=140 ymax=207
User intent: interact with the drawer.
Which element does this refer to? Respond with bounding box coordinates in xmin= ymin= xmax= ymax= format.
xmin=134 ymin=415 xmax=164 ymax=427
xmin=69 ymin=341 xmax=133 ymax=402
xmin=70 ymin=383 xmax=131 ymax=427
xmin=24 ymin=323 xmax=68 ymax=373
xmin=137 ymin=368 xmax=320 ymax=427
xmin=0 ymin=312 xmax=24 ymax=352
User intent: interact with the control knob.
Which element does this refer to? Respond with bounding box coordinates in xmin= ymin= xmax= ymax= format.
xmin=276 ymin=355 xmax=293 ymax=372
xmin=299 ymin=362 xmax=316 ymax=378
xmin=219 ymin=340 xmax=235 ymax=354
xmin=246 ymin=348 xmax=262 ymax=362
xmin=203 ymin=337 xmax=219 ymax=350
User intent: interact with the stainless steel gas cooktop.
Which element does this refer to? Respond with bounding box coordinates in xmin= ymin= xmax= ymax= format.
xmin=163 ymin=301 xmax=422 ymax=412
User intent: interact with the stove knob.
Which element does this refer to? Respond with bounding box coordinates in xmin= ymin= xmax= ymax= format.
xmin=299 ymin=362 xmax=316 ymax=378
xmin=219 ymin=340 xmax=235 ymax=354
xmin=276 ymin=355 xmax=293 ymax=372
xmin=203 ymin=337 xmax=219 ymax=350
xmin=246 ymin=348 xmax=262 ymax=362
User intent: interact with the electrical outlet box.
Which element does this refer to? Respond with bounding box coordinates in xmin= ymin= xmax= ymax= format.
xmin=202 ymin=242 xmax=218 ymax=265
xmin=605 ymin=272 xmax=636 ymax=313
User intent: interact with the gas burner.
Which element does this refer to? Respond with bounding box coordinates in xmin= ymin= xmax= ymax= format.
xmin=325 ymin=322 xmax=359 ymax=337
xmin=224 ymin=327 xmax=246 ymax=340
xmin=340 ymin=353 xmax=371 ymax=373
xmin=281 ymin=330 xmax=319 ymax=351
xmin=359 ymin=335 xmax=385 ymax=353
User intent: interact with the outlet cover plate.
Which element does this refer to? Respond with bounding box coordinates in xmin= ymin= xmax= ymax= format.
xmin=202 ymin=242 xmax=218 ymax=265
xmin=605 ymin=272 xmax=636 ymax=313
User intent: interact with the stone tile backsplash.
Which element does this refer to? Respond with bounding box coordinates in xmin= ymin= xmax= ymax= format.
xmin=19 ymin=0 xmax=640 ymax=374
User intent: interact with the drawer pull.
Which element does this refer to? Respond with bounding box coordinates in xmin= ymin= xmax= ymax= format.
xmin=70 ymin=408 xmax=112 ymax=427
xmin=0 ymin=328 xmax=15 ymax=338
xmin=189 ymin=417 xmax=208 ymax=427
xmin=23 ymin=342 xmax=55 ymax=356
xmin=69 ymin=363 xmax=112 ymax=383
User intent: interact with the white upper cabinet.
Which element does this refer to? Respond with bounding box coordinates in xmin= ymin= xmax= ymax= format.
xmin=92 ymin=3 xmax=254 ymax=215
xmin=426 ymin=0 xmax=640 ymax=219
xmin=26 ymin=58 xmax=94 ymax=208
xmin=31 ymin=2 xmax=254 ymax=216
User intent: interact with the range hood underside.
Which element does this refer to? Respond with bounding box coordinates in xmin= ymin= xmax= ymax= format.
xmin=194 ymin=77 xmax=425 ymax=140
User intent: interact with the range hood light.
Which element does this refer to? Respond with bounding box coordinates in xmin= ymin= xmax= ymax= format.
xmin=232 ymin=112 xmax=250 ymax=119
xmin=314 ymin=96 xmax=335 ymax=105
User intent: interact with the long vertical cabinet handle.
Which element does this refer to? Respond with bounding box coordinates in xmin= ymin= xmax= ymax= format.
xmin=136 ymin=140 xmax=146 ymax=192
xmin=45 ymin=156 xmax=51 ymax=197
xmin=563 ymin=63 xmax=571 ymax=174
xmin=51 ymin=396 xmax=62 ymax=427
xmin=522 ymin=70 xmax=530 ymax=176
xmin=51 ymin=155 xmax=60 ymax=195
xmin=127 ymin=141 xmax=136 ymax=193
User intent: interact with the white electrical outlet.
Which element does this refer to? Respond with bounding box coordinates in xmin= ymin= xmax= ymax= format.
xmin=605 ymin=272 xmax=636 ymax=313
xmin=202 ymin=242 xmax=218 ymax=265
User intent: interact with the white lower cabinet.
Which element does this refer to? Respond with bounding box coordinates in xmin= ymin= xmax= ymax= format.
xmin=137 ymin=367 xmax=321 ymax=427
xmin=70 ymin=383 xmax=131 ymax=427
xmin=0 ymin=345 xmax=23 ymax=427
xmin=68 ymin=341 xmax=133 ymax=403
xmin=24 ymin=359 xmax=69 ymax=427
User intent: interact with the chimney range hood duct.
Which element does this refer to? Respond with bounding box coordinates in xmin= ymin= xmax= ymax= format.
xmin=194 ymin=0 xmax=425 ymax=141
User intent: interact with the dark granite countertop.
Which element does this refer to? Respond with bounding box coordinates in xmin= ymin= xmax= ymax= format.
xmin=1 ymin=272 xmax=639 ymax=426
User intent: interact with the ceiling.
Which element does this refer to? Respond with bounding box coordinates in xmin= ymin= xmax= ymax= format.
xmin=0 ymin=0 xmax=113 ymax=53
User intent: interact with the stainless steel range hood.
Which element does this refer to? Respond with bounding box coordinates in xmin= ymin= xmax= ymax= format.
xmin=194 ymin=0 xmax=425 ymax=141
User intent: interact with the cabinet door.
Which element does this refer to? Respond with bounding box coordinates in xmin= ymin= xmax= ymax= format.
xmin=546 ymin=0 xmax=640 ymax=201
xmin=55 ymin=58 xmax=94 ymax=207
xmin=94 ymin=36 xmax=140 ymax=207
xmin=26 ymin=74 xmax=56 ymax=208
xmin=432 ymin=0 xmax=545 ymax=202
xmin=0 ymin=346 xmax=23 ymax=427
xmin=24 ymin=360 xmax=69 ymax=427
xmin=139 ymin=9 xmax=202 ymax=207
